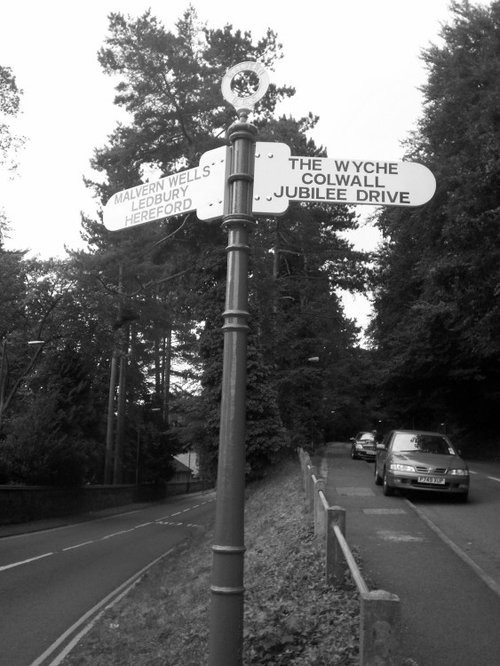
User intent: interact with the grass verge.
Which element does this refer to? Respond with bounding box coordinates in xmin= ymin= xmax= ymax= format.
xmin=63 ymin=456 xmax=360 ymax=665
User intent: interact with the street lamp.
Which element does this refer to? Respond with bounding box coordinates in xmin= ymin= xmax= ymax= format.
xmin=305 ymin=356 xmax=321 ymax=449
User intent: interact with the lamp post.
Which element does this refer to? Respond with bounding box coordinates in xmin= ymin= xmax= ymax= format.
xmin=306 ymin=356 xmax=321 ymax=448
xmin=0 ymin=338 xmax=45 ymax=431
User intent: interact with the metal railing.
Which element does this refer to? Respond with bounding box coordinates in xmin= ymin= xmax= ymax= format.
xmin=299 ymin=448 xmax=401 ymax=666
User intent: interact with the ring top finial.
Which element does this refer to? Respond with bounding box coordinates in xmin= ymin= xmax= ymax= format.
xmin=221 ymin=61 xmax=270 ymax=118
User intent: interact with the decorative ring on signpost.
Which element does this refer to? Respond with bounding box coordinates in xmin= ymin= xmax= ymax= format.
xmin=221 ymin=61 xmax=270 ymax=116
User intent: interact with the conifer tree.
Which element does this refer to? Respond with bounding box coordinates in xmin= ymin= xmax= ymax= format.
xmin=83 ymin=7 xmax=370 ymax=478
xmin=370 ymin=0 xmax=500 ymax=448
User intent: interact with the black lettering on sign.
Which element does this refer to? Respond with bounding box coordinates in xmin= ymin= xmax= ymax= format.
xmin=356 ymin=190 xmax=410 ymax=204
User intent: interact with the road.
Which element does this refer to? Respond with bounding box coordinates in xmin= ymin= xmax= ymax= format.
xmin=410 ymin=460 xmax=500 ymax=594
xmin=0 ymin=491 xmax=216 ymax=666
xmin=320 ymin=444 xmax=500 ymax=665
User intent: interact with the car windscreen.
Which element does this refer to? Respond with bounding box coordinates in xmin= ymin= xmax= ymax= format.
xmin=391 ymin=433 xmax=455 ymax=455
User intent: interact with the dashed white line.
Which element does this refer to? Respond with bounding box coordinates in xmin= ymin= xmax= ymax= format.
xmin=0 ymin=499 xmax=215 ymax=574
xmin=63 ymin=541 xmax=95 ymax=552
xmin=0 ymin=552 xmax=54 ymax=572
xmin=101 ymin=530 xmax=131 ymax=540
xmin=487 ymin=476 xmax=500 ymax=483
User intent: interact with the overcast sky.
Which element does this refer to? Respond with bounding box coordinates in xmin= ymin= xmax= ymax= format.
xmin=0 ymin=0 xmax=490 ymax=331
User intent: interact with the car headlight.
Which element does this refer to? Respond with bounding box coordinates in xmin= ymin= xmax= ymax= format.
xmin=449 ymin=468 xmax=469 ymax=476
xmin=389 ymin=463 xmax=416 ymax=472
xmin=355 ymin=444 xmax=363 ymax=450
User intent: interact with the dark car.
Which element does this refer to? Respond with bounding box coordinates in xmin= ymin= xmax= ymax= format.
xmin=350 ymin=431 xmax=376 ymax=460
xmin=374 ymin=429 xmax=469 ymax=501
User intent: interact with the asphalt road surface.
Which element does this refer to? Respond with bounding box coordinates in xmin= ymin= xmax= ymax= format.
xmin=411 ymin=459 xmax=500 ymax=594
xmin=0 ymin=491 xmax=216 ymax=666
xmin=321 ymin=444 xmax=500 ymax=665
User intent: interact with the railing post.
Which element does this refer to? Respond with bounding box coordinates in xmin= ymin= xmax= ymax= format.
xmin=302 ymin=451 xmax=310 ymax=493
xmin=299 ymin=449 xmax=307 ymax=488
xmin=360 ymin=590 xmax=400 ymax=666
xmin=305 ymin=464 xmax=314 ymax=514
xmin=326 ymin=506 xmax=347 ymax=585
xmin=313 ymin=477 xmax=326 ymax=538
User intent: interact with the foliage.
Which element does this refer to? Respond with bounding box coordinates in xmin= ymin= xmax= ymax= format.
xmin=87 ymin=6 xmax=373 ymax=479
xmin=369 ymin=0 xmax=500 ymax=449
xmin=1 ymin=347 xmax=100 ymax=486
xmin=0 ymin=7 xmax=376 ymax=486
xmin=0 ymin=64 xmax=24 ymax=175
xmin=243 ymin=464 xmax=359 ymax=665
xmin=61 ymin=459 xmax=360 ymax=665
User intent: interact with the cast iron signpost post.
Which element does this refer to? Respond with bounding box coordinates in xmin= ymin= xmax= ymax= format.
xmin=207 ymin=62 xmax=265 ymax=665
xmin=103 ymin=61 xmax=436 ymax=666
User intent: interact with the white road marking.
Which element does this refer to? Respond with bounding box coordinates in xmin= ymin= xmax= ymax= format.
xmin=156 ymin=500 xmax=209 ymax=521
xmin=469 ymin=470 xmax=500 ymax=483
xmin=406 ymin=499 xmax=500 ymax=599
xmin=63 ymin=541 xmax=95 ymax=552
xmin=156 ymin=520 xmax=201 ymax=528
xmin=363 ymin=508 xmax=407 ymax=515
xmin=101 ymin=530 xmax=132 ymax=540
xmin=1 ymin=498 xmax=214 ymax=565
xmin=376 ymin=529 xmax=424 ymax=542
xmin=0 ymin=552 xmax=53 ymax=572
xmin=31 ymin=547 xmax=177 ymax=666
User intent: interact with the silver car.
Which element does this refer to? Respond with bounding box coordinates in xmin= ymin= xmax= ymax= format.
xmin=374 ymin=429 xmax=469 ymax=501
xmin=350 ymin=431 xmax=376 ymax=460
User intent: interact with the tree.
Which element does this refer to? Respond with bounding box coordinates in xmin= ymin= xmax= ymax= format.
xmin=82 ymin=7 xmax=372 ymax=482
xmin=0 ymin=65 xmax=24 ymax=245
xmin=0 ymin=65 xmax=23 ymax=172
xmin=370 ymin=0 xmax=500 ymax=449
xmin=3 ymin=346 xmax=101 ymax=486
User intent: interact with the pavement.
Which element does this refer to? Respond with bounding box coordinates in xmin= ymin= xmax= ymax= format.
xmin=315 ymin=442 xmax=500 ymax=666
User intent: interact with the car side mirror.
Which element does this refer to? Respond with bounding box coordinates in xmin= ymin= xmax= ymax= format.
xmin=376 ymin=443 xmax=386 ymax=451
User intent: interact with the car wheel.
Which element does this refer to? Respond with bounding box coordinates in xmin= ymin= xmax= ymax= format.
xmin=374 ymin=463 xmax=382 ymax=486
xmin=351 ymin=448 xmax=357 ymax=459
xmin=456 ymin=491 xmax=469 ymax=503
xmin=382 ymin=470 xmax=394 ymax=496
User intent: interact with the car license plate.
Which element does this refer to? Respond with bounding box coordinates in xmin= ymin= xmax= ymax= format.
xmin=417 ymin=476 xmax=445 ymax=485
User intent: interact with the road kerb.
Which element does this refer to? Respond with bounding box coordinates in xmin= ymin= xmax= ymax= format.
xmin=405 ymin=499 xmax=500 ymax=599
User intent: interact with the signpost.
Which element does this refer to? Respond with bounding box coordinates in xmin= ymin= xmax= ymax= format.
xmin=103 ymin=60 xmax=436 ymax=666
xmin=253 ymin=141 xmax=436 ymax=215
xmin=103 ymin=145 xmax=227 ymax=231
